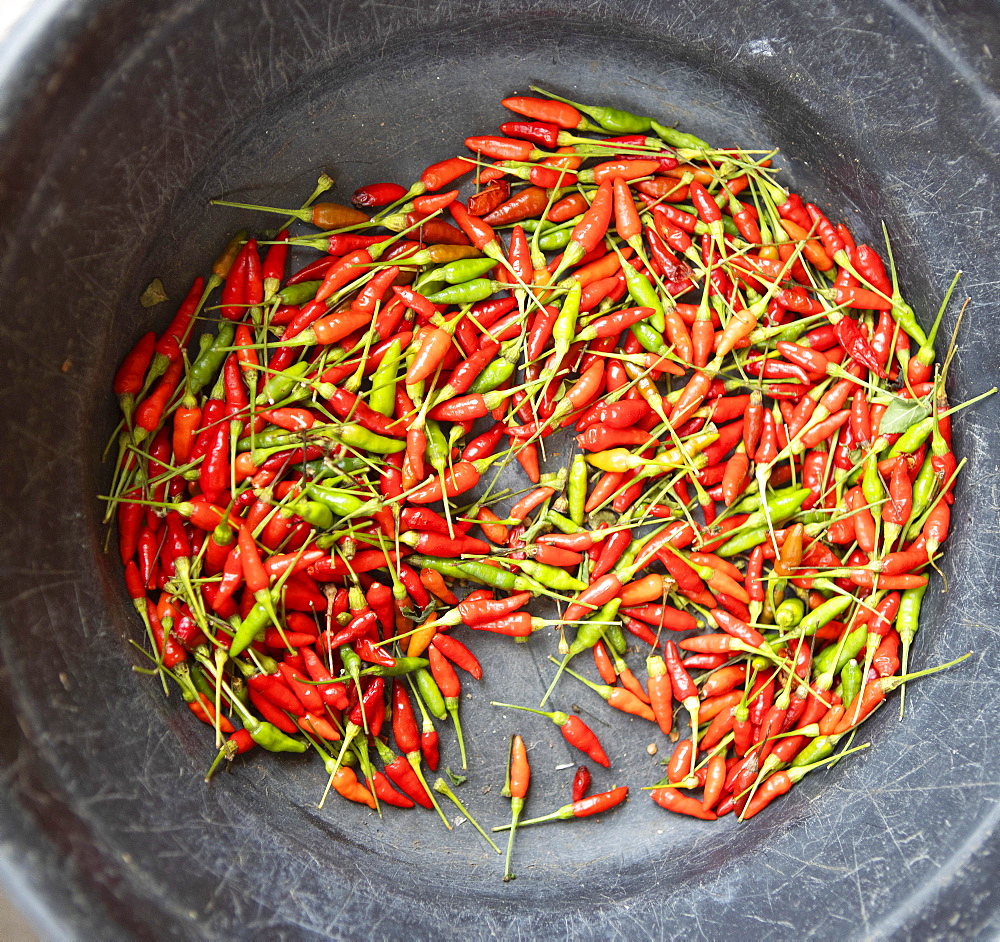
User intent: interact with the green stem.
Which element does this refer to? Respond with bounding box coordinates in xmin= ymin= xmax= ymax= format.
xmin=433 ymin=779 xmax=501 ymax=853
xmin=503 ymin=797 xmax=524 ymax=882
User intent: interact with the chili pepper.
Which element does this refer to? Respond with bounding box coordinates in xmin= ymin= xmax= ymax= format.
xmin=502 ymin=95 xmax=584 ymax=129
xmin=835 ymin=317 xmax=887 ymax=379
xmin=650 ymin=787 xmax=717 ymax=821
xmin=132 ymin=346 xmax=183 ymax=440
xmin=559 ymin=661 xmax=656 ymax=722
xmin=568 ymin=766 xmax=592 ymax=804
xmin=492 ymin=702 xmax=610 ymax=767
xmin=497 ymin=786 xmax=630 ymax=831
xmin=586 ymin=158 xmax=661 ymax=185
xmin=502 ymin=734 xmax=530 ymax=881
xmin=351 ymin=181 xmax=407 ymax=208
xmin=407 ymin=456 xmax=498 ymax=503
xmin=590 ymin=528 xmax=632 ymax=581
xmin=550 ymin=180 xmax=614 ymax=279
xmin=836 ymin=654 xmax=970 ymax=733
xmin=590 ymin=640 xmax=617 ymax=685
xmin=641 ymin=655 xmax=672 ymax=735
xmin=114 ymin=331 xmax=157 ymax=419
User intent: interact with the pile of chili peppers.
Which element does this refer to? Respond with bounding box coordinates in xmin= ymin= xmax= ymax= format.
xmin=106 ymin=87 xmax=984 ymax=856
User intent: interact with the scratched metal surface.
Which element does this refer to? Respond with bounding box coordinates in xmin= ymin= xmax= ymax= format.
xmin=0 ymin=0 xmax=998 ymax=938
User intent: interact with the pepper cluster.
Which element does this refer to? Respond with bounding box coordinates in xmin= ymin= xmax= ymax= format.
xmin=106 ymin=88 xmax=980 ymax=840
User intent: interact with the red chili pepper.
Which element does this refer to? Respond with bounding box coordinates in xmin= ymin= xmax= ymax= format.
xmin=351 ymin=181 xmax=407 ymax=208
xmin=133 ymin=346 xmax=182 ymax=437
xmin=468 ymin=612 xmax=533 ymax=637
xmin=299 ymin=648 xmax=348 ymax=710
xmin=650 ymin=787 xmax=717 ymax=820
xmin=560 ymin=179 xmax=614 ymax=271
xmin=501 ymin=95 xmax=583 ymax=129
xmin=158 ymin=278 xmax=207 ymax=358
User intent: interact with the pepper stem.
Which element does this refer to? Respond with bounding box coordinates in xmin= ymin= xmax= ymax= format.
xmin=492 ymin=805 xmax=568 ymax=830
xmin=503 ymin=796 xmax=524 ymax=882
xmin=210 ymin=199 xmax=308 ymax=221
xmin=448 ymin=704 xmax=468 ymax=770
xmin=204 ymin=739 xmax=238 ymax=782
xmin=271 ymin=172 xmax=333 ymax=234
xmin=433 ymin=779 xmax=501 ymax=853
xmin=491 ymin=701 xmax=557 ymax=720
xmin=885 ymin=651 xmax=972 ymax=693
xmin=539 ymin=653 xmax=571 ymax=707
xmin=318 ymin=723 xmax=358 ymax=809
xmin=405 ymin=753 xmax=453 ymax=829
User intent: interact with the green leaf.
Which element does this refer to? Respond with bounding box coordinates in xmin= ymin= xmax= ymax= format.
xmin=878 ymin=397 xmax=930 ymax=434
xmin=139 ymin=278 xmax=169 ymax=308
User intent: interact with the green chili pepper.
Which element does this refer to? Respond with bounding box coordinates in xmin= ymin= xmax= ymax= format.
xmin=305 ymin=483 xmax=373 ymax=517
xmin=568 ymin=455 xmax=588 ymax=526
xmin=762 ymin=319 xmax=813 ymax=346
xmin=257 ymin=359 xmax=310 ymax=406
xmin=714 ymin=491 xmax=814 ymax=557
xmin=415 ymin=668 xmax=448 ymax=720
xmin=405 ymin=555 xmax=467 ymax=579
xmin=650 ymin=119 xmax=711 ymax=151
xmin=897 ymin=583 xmax=928 ymax=670
xmin=511 ymin=558 xmax=587 ymax=592
xmin=546 ymin=509 xmax=582 ymax=534
xmin=188 ymin=324 xmax=236 ymax=395
xmin=604 ymin=623 xmax=628 ymax=656
xmin=424 ymin=418 xmax=449 ymax=470
xmin=245 ymin=716 xmax=308 ymax=753
xmin=187 ymin=663 xmax=215 ymax=701
xmin=887 ymin=415 xmax=934 ymax=459
xmin=333 ymin=424 xmax=407 ymax=454
xmin=621 ymin=262 xmax=664 ymax=333
xmin=340 ymin=644 xmax=362 ymax=685
xmin=238 ymin=427 xmax=304 ymax=452
xmin=713 ymin=527 xmax=769 ymax=558
xmin=630 ymin=322 xmax=668 ymax=355
xmin=891 ymin=298 xmax=928 ymax=347
xmin=426 ymin=278 xmax=498 ymax=305
xmin=456 ymin=560 xmax=539 ymax=594
xmin=742 ymin=487 xmax=812 ymax=530
xmin=230 ymin=675 xmax=251 ymax=708
xmin=720 ymin=215 xmax=741 ymax=239
xmin=907 ymin=456 xmax=937 ymax=533
xmin=334 ymin=454 xmax=372 ymax=474
xmin=813 ymin=622 xmax=867 ymax=681
xmin=774 ymin=597 xmax=805 ymax=628
xmin=521 ymin=216 xmax=576 ymax=235
xmin=290 ymin=499 xmax=334 ymax=529
xmin=362 ymin=657 xmax=430 ymax=678
xmin=412 ymin=277 xmax=447 ymax=299
xmin=862 ymin=452 xmax=885 ymax=517
xmin=549 ymin=282 xmax=582 ymax=366
xmin=840 ymin=659 xmax=863 ymax=711
xmin=277 ymin=280 xmax=322 ymax=305
xmin=468 ymin=339 xmax=520 ymax=394
xmin=797 ymin=594 xmax=854 ymax=637
xmin=229 ymin=590 xmax=278 ymax=656
xmin=370 ymin=338 xmax=401 ymax=416
xmin=791 ymin=734 xmax=838 ymax=768
xmin=569 ymin=599 xmax=622 ymax=658
xmin=435 ymin=257 xmax=498 ymax=284
xmin=584 ymin=104 xmax=651 ymax=134
xmin=538 ymin=227 xmax=574 ymax=251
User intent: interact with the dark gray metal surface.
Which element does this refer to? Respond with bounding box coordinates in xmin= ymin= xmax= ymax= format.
xmin=0 ymin=0 xmax=998 ymax=937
